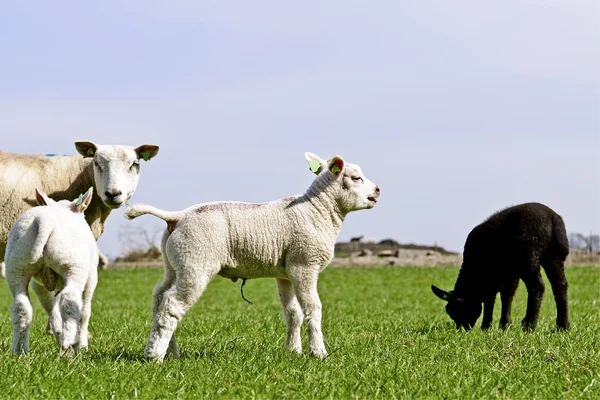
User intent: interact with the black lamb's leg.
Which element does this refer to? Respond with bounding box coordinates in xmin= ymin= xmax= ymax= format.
xmin=542 ymin=257 xmax=570 ymax=331
xmin=499 ymin=278 xmax=519 ymax=330
xmin=520 ymin=267 xmax=545 ymax=332
xmin=481 ymin=295 xmax=496 ymax=330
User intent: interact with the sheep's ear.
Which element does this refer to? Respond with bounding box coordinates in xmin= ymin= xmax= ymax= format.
xmin=431 ymin=285 xmax=453 ymax=302
xmin=75 ymin=141 xmax=98 ymax=158
xmin=305 ymin=152 xmax=326 ymax=175
xmin=135 ymin=144 xmax=159 ymax=161
xmin=35 ymin=188 xmax=53 ymax=206
xmin=72 ymin=187 xmax=94 ymax=212
xmin=327 ymin=156 xmax=345 ymax=176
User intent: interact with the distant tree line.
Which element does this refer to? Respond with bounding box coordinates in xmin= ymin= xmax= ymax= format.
xmin=568 ymin=232 xmax=599 ymax=252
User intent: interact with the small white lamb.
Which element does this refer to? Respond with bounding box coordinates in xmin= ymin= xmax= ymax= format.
xmin=5 ymin=188 xmax=98 ymax=355
xmin=125 ymin=152 xmax=380 ymax=361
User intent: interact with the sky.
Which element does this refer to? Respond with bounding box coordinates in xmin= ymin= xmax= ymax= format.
xmin=1 ymin=0 xmax=598 ymax=258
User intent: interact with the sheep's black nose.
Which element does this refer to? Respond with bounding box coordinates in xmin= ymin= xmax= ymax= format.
xmin=105 ymin=190 xmax=122 ymax=199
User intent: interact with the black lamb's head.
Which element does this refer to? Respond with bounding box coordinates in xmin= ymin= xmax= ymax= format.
xmin=431 ymin=285 xmax=482 ymax=331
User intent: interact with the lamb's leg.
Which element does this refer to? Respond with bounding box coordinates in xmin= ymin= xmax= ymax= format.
xmin=57 ymin=282 xmax=85 ymax=357
xmin=151 ymin=263 xmax=178 ymax=359
xmin=8 ymin=275 xmax=34 ymax=354
xmin=520 ymin=268 xmax=545 ymax=332
xmin=30 ymin=279 xmax=56 ymax=335
xmin=98 ymin=249 xmax=109 ymax=270
xmin=542 ymin=258 xmax=569 ymax=331
xmin=0 ymin=261 xmax=5 ymax=278
xmin=145 ymin=267 xmax=212 ymax=362
xmin=276 ymin=278 xmax=303 ymax=354
xmin=289 ymin=270 xmax=327 ymax=359
xmin=499 ymin=279 xmax=519 ymax=329
xmin=481 ymin=295 xmax=496 ymax=330
xmin=77 ymin=265 xmax=98 ymax=351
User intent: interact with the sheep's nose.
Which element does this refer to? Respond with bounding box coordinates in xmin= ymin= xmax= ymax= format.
xmin=105 ymin=190 xmax=122 ymax=199
xmin=375 ymin=186 xmax=380 ymax=195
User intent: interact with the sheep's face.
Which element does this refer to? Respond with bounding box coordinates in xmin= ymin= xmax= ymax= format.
xmin=432 ymin=285 xmax=482 ymax=330
xmin=305 ymin=152 xmax=380 ymax=213
xmin=35 ymin=187 xmax=94 ymax=214
xmin=75 ymin=141 xmax=159 ymax=209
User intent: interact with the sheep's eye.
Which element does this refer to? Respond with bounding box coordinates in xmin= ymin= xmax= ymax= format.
xmin=130 ymin=161 xmax=140 ymax=173
xmin=94 ymin=160 xmax=102 ymax=171
xmin=351 ymin=176 xmax=363 ymax=182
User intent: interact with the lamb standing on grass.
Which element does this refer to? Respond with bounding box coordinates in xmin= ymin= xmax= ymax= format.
xmin=0 ymin=141 xmax=159 ymax=277
xmin=432 ymin=202 xmax=570 ymax=332
xmin=125 ymin=152 xmax=380 ymax=361
xmin=5 ymin=188 xmax=98 ymax=355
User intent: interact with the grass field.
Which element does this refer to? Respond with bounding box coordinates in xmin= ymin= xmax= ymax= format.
xmin=0 ymin=266 xmax=598 ymax=399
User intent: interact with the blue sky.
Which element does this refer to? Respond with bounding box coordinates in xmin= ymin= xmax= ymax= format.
xmin=1 ymin=0 xmax=598 ymax=257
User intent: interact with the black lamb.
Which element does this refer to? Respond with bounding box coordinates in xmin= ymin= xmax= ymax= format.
xmin=432 ymin=202 xmax=570 ymax=331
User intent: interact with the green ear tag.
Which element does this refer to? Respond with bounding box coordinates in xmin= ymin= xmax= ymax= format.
xmin=87 ymin=148 xmax=95 ymax=157
xmin=331 ymin=164 xmax=341 ymax=174
xmin=309 ymin=160 xmax=322 ymax=174
xmin=141 ymin=151 xmax=150 ymax=161
xmin=75 ymin=194 xmax=84 ymax=206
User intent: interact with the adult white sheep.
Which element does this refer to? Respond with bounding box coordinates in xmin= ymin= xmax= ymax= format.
xmin=6 ymin=188 xmax=97 ymax=355
xmin=125 ymin=152 xmax=380 ymax=361
xmin=0 ymin=141 xmax=159 ymax=280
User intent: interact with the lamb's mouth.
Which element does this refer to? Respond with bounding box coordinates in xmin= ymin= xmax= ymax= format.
xmin=367 ymin=196 xmax=378 ymax=203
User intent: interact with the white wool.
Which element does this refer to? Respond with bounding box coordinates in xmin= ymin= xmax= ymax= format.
xmin=125 ymin=152 xmax=380 ymax=361
xmin=5 ymin=188 xmax=98 ymax=355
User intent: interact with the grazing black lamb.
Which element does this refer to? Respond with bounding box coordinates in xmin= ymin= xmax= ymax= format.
xmin=432 ymin=202 xmax=570 ymax=332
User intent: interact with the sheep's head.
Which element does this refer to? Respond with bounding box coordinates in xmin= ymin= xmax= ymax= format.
xmin=431 ymin=285 xmax=482 ymax=331
xmin=35 ymin=187 xmax=94 ymax=214
xmin=75 ymin=141 xmax=159 ymax=209
xmin=305 ymin=152 xmax=380 ymax=214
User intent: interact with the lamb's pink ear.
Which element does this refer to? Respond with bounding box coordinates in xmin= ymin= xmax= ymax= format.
xmin=82 ymin=187 xmax=94 ymax=209
xmin=327 ymin=156 xmax=345 ymax=176
xmin=35 ymin=188 xmax=53 ymax=206
xmin=75 ymin=141 xmax=98 ymax=158
xmin=72 ymin=187 xmax=94 ymax=212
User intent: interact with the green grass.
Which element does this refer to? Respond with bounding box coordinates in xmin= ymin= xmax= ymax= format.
xmin=0 ymin=266 xmax=598 ymax=399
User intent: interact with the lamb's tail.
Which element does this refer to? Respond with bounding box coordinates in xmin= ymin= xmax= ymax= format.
xmin=125 ymin=204 xmax=184 ymax=223
xmin=24 ymin=217 xmax=55 ymax=263
xmin=551 ymin=213 xmax=570 ymax=260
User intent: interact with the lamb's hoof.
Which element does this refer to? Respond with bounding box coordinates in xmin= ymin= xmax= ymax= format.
xmin=310 ymin=349 xmax=328 ymax=360
xmin=521 ymin=320 xmax=536 ymax=332
xmin=60 ymin=346 xmax=77 ymax=358
xmin=144 ymin=350 xmax=165 ymax=363
xmin=11 ymin=346 xmax=30 ymax=355
xmin=553 ymin=324 xmax=570 ymax=333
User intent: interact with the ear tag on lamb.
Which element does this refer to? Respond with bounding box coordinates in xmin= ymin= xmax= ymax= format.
xmin=309 ymin=160 xmax=322 ymax=175
xmin=141 ymin=151 xmax=150 ymax=161
xmin=328 ymin=159 xmax=341 ymax=174
xmin=87 ymin=148 xmax=95 ymax=157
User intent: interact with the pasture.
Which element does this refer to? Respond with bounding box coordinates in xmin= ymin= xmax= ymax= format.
xmin=0 ymin=266 xmax=598 ymax=399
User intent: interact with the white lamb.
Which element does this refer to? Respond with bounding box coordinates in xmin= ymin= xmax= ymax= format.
xmin=5 ymin=188 xmax=98 ymax=355
xmin=125 ymin=152 xmax=380 ymax=361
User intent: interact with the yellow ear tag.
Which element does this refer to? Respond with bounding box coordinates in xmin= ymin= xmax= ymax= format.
xmin=87 ymin=148 xmax=95 ymax=156
xmin=309 ymin=160 xmax=322 ymax=175
xmin=328 ymin=159 xmax=341 ymax=174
